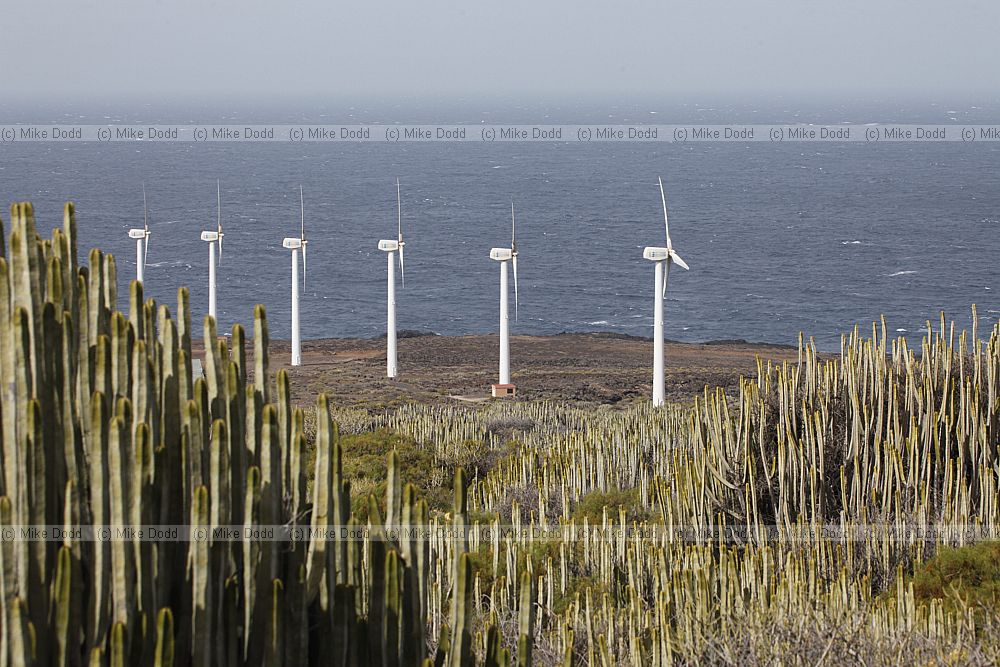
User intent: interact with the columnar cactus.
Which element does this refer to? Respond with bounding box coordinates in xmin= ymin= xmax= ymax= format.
xmin=0 ymin=204 xmax=452 ymax=664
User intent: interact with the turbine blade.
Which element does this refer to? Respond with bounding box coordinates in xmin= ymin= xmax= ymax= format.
xmin=510 ymin=202 xmax=516 ymax=252
xmin=301 ymin=243 xmax=307 ymax=291
xmin=658 ymin=176 xmax=672 ymax=249
xmin=217 ymin=180 xmax=223 ymax=265
xmin=398 ymin=245 xmax=405 ymax=289
xmin=299 ymin=185 xmax=306 ymax=240
xmin=669 ymin=249 xmax=689 ymax=271
xmin=396 ymin=178 xmax=402 ymax=242
xmin=397 ymin=179 xmax=405 ymax=287
xmin=663 ymin=261 xmax=672 ymax=298
xmin=142 ymin=182 xmax=149 ymax=273
xmin=512 ymin=255 xmax=519 ymax=321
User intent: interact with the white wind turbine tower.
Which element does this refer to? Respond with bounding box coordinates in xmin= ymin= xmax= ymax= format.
xmin=200 ymin=180 xmax=225 ymax=321
xmin=488 ymin=203 xmax=519 ymax=397
xmin=128 ymin=183 xmax=151 ymax=282
xmin=377 ymin=179 xmax=406 ymax=378
xmin=644 ymin=177 xmax=689 ymax=407
xmin=282 ymin=186 xmax=309 ymax=366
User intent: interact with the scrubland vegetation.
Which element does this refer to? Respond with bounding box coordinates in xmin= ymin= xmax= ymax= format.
xmin=1 ymin=202 xmax=998 ymax=665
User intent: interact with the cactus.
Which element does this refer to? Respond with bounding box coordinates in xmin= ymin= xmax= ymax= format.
xmin=253 ymin=304 xmax=270 ymax=403
xmin=176 ymin=287 xmax=191 ymax=358
xmin=189 ymin=485 xmax=211 ymax=667
xmin=383 ymin=549 xmax=402 ymax=666
xmin=209 ymin=419 xmax=230 ymax=533
xmin=264 ymin=579 xmax=284 ymax=667
xmin=330 ymin=583 xmax=357 ymax=664
xmin=289 ymin=407 xmax=305 ymax=523
xmin=133 ymin=423 xmax=155 ymax=617
xmin=109 ymin=621 xmax=126 ymax=667
xmin=306 ymin=395 xmax=333 ymax=604
xmin=386 ymin=450 xmax=401 ymax=532
xmin=8 ymin=596 xmax=36 ymax=667
xmin=366 ymin=495 xmax=387 ymax=665
xmin=483 ymin=625 xmax=509 ymax=667
xmin=276 ymin=369 xmax=292 ymax=489
xmin=433 ymin=626 xmax=450 ymax=667
xmin=102 ymin=254 xmax=117 ymax=332
xmin=202 ymin=315 xmax=225 ymax=422
xmin=153 ymin=608 xmax=175 ymax=667
xmin=242 ymin=466 xmax=262 ymax=659
xmin=26 ymin=397 xmax=49 ymax=631
xmin=52 ymin=545 xmax=80 ymax=666
xmin=448 ymin=553 xmax=473 ymax=667
xmin=0 ymin=499 xmax=15 ymax=665
xmin=561 ymin=630 xmax=574 ymax=667
xmin=517 ymin=572 xmax=535 ymax=666
xmin=128 ymin=281 xmax=144 ymax=341
xmin=0 ymin=260 xmax=17 ymax=501
xmin=225 ymin=360 xmax=246 ymax=528
xmin=258 ymin=404 xmax=282 ymax=583
xmin=84 ymin=394 xmax=110 ymax=648
xmin=108 ymin=414 xmax=134 ymax=626
xmin=401 ymin=483 xmax=427 ymax=660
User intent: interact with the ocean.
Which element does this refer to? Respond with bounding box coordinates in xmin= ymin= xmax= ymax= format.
xmin=1 ymin=100 xmax=998 ymax=350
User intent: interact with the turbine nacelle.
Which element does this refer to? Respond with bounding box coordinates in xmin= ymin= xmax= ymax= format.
xmin=283 ymin=237 xmax=303 ymax=250
xmin=128 ymin=228 xmax=149 ymax=239
xmin=644 ymin=246 xmax=689 ymax=270
xmin=201 ymin=231 xmax=221 ymax=242
xmin=643 ymin=247 xmax=670 ymax=261
xmin=490 ymin=248 xmax=513 ymax=261
xmin=378 ymin=239 xmax=401 ymax=252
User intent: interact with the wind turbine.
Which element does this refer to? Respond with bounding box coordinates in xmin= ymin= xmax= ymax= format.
xmin=128 ymin=184 xmax=151 ymax=282
xmin=488 ymin=203 xmax=519 ymax=397
xmin=643 ymin=177 xmax=689 ymax=407
xmin=200 ymin=180 xmax=225 ymax=321
xmin=282 ymin=186 xmax=308 ymax=366
xmin=377 ymin=179 xmax=406 ymax=378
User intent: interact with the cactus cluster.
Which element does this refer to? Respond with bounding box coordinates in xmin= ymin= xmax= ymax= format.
xmin=0 ymin=203 xmax=509 ymax=666
xmin=366 ymin=315 xmax=1000 ymax=664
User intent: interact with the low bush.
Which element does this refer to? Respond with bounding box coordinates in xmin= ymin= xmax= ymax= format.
xmin=912 ymin=541 xmax=1000 ymax=614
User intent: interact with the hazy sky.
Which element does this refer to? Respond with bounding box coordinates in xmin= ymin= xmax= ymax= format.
xmin=2 ymin=0 xmax=998 ymax=101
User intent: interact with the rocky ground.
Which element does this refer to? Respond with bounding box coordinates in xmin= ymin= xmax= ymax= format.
xmin=244 ymin=332 xmax=805 ymax=409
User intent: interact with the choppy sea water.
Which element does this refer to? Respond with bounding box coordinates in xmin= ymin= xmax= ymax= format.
xmin=1 ymin=101 xmax=998 ymax=350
